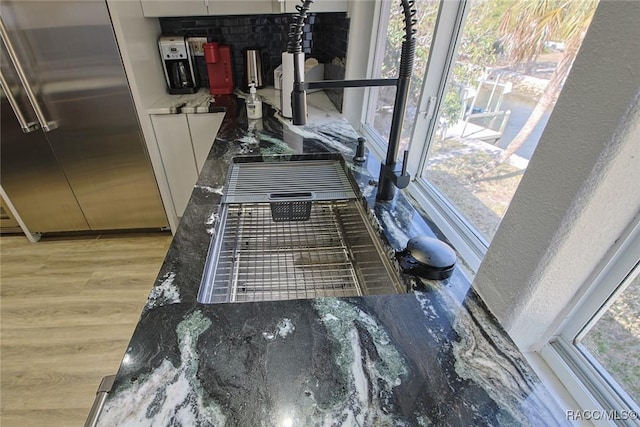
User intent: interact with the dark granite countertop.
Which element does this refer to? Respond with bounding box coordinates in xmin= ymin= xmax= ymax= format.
xmin=97 ymin=92 xmax=566 ymax=426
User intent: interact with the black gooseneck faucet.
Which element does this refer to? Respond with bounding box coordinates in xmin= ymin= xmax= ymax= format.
xmin=288 ymin=0 xmax=417 ymax=201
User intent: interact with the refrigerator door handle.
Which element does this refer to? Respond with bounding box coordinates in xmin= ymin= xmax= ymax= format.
xmin=84 ymin=375 xmax=116 ymax=427
xmin=0 ymin=16 xmax=57 ymax=132
xmin=0 ymin=70 xmax=39 ymax=133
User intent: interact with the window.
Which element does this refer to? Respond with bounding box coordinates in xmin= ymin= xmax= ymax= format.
xmin=359 ymin=0 xmax=638 ymax=418
xmin=580 ymin=273 xmax=640 ymax=405
xmin=366 ymin=0 xmax=439 ymax=151
xmin=361 ymin=0 xmax=597 ymax=272
xmin=541 ymin=218 xmax=640 ymax=421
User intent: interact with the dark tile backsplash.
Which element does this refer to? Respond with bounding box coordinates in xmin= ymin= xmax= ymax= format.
xmin=159 ymin=12 xmax=349 ymax=111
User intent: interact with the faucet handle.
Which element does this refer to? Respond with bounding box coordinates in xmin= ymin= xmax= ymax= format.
xmin=379 ymin=149 xmax=411 ymax=190
xmin=401 ymin=150 xmax=409 ymax=176
xmin=394 ymin=150 xmax=411 ymax=189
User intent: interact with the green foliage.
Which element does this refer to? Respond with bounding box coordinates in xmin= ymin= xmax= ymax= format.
xmin=441 ymin=90 xmax=462 ymax=127
xmin=380 ymin=0 xmax=504 ymax=125
xmin=499 ymin=0 xmax=598 ymax=64
xmin=380 ymin=0 xmax=438 ymax=80
xmin=377 ymin=0 xmax=597 ymax=134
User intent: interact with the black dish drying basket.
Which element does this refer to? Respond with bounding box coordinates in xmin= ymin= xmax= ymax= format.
xmin=269 ymin=196 xmax=313 ymax=222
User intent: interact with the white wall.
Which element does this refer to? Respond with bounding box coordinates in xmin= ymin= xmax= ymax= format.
xmin=473 ymin=1 xmax=640 ymax=351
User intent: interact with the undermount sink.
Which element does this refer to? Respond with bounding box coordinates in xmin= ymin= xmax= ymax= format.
xmin=197 ymin=154 xmax=403 ymax=304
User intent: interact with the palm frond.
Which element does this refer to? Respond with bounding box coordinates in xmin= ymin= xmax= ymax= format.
xmin=498 ymin=0 xmax=597 ymax=64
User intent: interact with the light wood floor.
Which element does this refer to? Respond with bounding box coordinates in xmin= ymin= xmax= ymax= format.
xmin=0 ymin=232 xmax=172 ymax=427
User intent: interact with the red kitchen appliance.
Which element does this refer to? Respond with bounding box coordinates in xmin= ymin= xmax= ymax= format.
xmin=204 ymin=43 xmax=233 ymax=95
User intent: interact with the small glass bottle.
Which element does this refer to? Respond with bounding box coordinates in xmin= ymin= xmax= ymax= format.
xmin=246 ymin=83 xmax=263 ymax=120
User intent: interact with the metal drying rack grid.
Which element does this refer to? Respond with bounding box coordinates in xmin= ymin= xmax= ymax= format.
xmin=207 ymin=201 xmax=365 ymax=303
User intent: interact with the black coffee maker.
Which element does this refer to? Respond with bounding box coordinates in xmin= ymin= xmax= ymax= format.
xmin=158 ymin=36 xmax=198 ymax=94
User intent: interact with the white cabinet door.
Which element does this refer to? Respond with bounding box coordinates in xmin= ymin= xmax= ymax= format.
xmin=141 ymin=0 xmax=207 ymax=17
xmin=142 ymin=0 xmax=275 ymax=16
xmin=151 ymin=114 xmax=198 ymax=217
xmin=272 ymin=0 xmax=347 ymax=13
xmin=186 ymin=112 xmax=225 ymax=173
xmin=208 ymin=0 xmax=274 ymax=15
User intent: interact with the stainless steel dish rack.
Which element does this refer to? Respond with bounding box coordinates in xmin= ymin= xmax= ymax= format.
xmin=197 ymin=156 xmax=402 ymax=304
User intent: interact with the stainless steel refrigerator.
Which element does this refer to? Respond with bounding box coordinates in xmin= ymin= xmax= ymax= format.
xmin=0 ymin=0 xmax=168 ymax=234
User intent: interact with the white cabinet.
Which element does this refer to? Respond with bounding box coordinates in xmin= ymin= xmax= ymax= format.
xmin=151 ymin=112 xmax=224 ymax=217
xmin=140 ymin=0 xmax=346 ymax=17
xmin=141 ymin=0 xmax=273 ymax=17
xmin=272 ymin=0 xmax=347 ymax=13
xmin=151 ymin=115 xmax=196 ymax=217
xmin=208 ymin=0 xmax=274 ymax=15
xmin=187 ymin=113 xmax=225 ymax=172
xmin=141 ymin=0 xmax=207 ymax=17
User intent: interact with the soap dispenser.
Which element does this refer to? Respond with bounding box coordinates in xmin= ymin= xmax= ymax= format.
xmin=246 ymin=83 xmax=263 ymax=119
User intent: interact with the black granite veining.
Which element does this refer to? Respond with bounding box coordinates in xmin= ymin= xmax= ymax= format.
xmin=97 ymin=94 xmax=567 ymax=426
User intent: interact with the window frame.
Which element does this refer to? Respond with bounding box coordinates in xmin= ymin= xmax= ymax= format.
xmin=540 ymin=216 xmax=640 ymax=422
xmin=359 ymin=0 xmax=396 ymax=165
xmin=358 ymin=0 xmax=640 ymax=417
xmin=361 ymin=0 xmax=487 ymax=273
